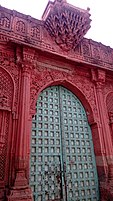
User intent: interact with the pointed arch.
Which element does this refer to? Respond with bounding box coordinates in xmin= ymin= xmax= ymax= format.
xmin=30 ymin=85 xmax=100 ymax=201
xmin=35 ymin=80 xmax=95 ymax=125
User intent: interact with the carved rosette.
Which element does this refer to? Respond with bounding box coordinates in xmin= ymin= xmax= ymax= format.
xmin=43 ymin=0 xmax=91 ymax=51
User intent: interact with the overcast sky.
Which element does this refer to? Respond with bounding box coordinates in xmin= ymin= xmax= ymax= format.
xmin=0 ymin=0 xmax=113 ymax=48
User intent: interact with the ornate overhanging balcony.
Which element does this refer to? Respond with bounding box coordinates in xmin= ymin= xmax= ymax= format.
xmin=42 ymin=0 xmax=91 ymax=51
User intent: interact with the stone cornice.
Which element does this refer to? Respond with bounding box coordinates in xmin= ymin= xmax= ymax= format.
xmin=0 ymin=5 xmax=113 ymax=71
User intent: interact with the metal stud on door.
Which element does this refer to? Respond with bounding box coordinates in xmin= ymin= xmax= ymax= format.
xmin=30 ymin=86 xmax=99 ymax=201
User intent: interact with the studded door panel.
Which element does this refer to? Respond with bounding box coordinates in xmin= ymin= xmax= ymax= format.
xmin=30 ymin=86 xmax=64 ymax=201
xmin=30 ymin=86 xmax=99 ymax=201
xmin=60 ymin=87 xmax=99 ymax=201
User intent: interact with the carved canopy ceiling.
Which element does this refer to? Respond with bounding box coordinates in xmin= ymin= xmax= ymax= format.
xmin=42 ymin=0 xmax=91 ymax=51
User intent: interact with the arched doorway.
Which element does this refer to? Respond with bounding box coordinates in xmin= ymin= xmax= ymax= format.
xmin=30 ymin=86 xmax=99 ymax=201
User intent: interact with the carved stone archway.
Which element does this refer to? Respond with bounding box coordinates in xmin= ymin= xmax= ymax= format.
xmin=30 ymin=85 xmax=100 ymax=201
xmin=30 ymin=75 xmax=106 ymax=178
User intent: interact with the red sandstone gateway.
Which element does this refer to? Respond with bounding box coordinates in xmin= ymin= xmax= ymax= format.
xmin=0 ymin=0 xmax=113 ymax=200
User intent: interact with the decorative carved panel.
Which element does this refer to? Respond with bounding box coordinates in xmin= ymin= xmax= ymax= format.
xmin=13 ymin=17 xmax=26 ymax=35
xmin=0 ymin=111 xmax=9 ymax=181
xmin=106 ymin=92 xmax=113 ymax=122
xmin=0 ymin=68 xmax=13 ymax=111
xmin=0 ymin=17 xmax=10 ymax=29
xmin=0 ymin=68 xmax=13 ymax=183
xmin=0 ymin=47 xmax=20 ymax=112
xmin=15 ymin=21 xmax=26 ymax=34
xmin=30 ymin=26 xmax=40 ymax=39
xmin=0 ymin=11 xmax=11 ymax=30
xmin=91 ymin=43 xmax=101 ymax=60
xmin=82 ymin=40 xmax=91 ymax=57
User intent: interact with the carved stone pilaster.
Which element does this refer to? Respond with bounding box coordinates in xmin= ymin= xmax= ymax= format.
xmin=95 ymin=70 xmax=113 ymax=155
xmin=7 ymin=63 xmax=33 ymax=201
xmin=106 ymin=93 xmax=113 ymax=144
xmin=91 ymin=69 xmax=113 ymax=199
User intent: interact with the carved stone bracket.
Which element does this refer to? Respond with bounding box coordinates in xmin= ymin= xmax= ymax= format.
xmin=43 ymin=0 xmax=91 ymax=51
xmin=91 ymin=69 xmax=106 ymax=91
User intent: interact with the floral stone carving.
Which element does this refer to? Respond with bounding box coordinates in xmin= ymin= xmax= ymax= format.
xmin=43 ymin=0 xmax=91 ymax=51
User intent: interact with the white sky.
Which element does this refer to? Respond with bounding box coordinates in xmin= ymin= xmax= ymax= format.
xmin=0 ymin=0 xmax=113 ymax=48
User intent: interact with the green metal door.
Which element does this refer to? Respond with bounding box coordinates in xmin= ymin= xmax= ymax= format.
xmin=30 ymin=86 xmax=99 ymax=201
